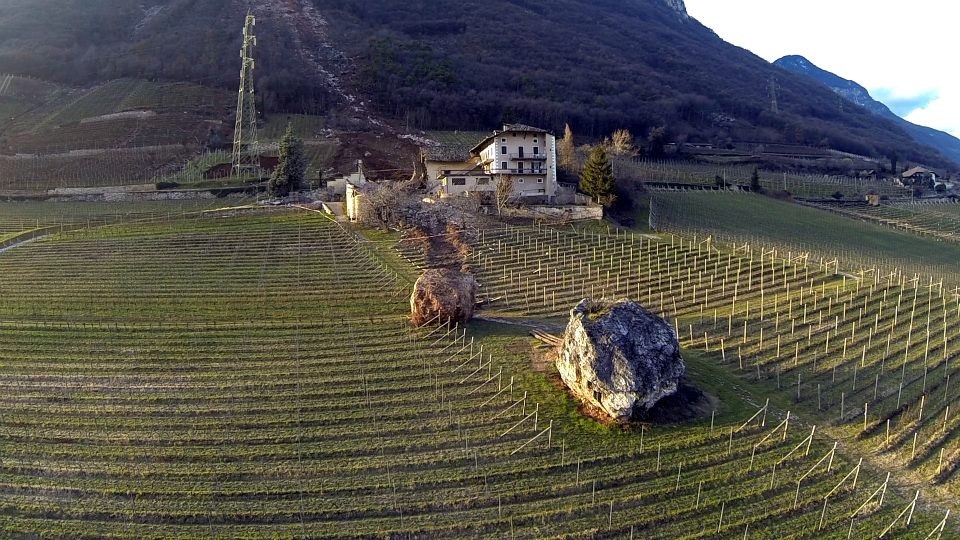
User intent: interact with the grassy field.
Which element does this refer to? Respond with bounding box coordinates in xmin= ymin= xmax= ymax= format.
xmin=0 ymin=206 xmax=949 ymax=537
xmin=648 ymin=191 xmax=960 ymax=282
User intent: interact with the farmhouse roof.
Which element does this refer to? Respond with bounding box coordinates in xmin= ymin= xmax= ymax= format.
xmin=469 ymin=124 xmax=552 ymax=155
xmin=902 ymin=166 xmax=932 ymax=178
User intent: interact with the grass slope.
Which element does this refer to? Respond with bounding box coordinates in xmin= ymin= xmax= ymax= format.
xmin=650 ymin=191 xmax=960 ymax=280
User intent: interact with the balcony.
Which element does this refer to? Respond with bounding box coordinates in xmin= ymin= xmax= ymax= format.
xmin=494 ymin=168 xmax=547 ymax=175
xmin=440 ymin=169 xmax=483 ymax=177
xmin=509 ymin=153 xmax=547 ymax=161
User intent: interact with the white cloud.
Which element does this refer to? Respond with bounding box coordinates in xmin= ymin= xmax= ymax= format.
xmin=684 ymin=0 xmax=960 ymax=137
xmin=907 ymin=94 xmax=960 ymax=137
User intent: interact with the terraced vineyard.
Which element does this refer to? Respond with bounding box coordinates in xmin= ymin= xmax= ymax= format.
xmin=4 ymin=78 xmax=230 ymax=135
xmin=0 ymin=201 xmax=250 ymax=244
xmin=0 ymin=208 xmax=949 ymax=537
xmin=617 ymin=159 xmax=910 ymax=199
xmin=462 ymin=222 xmax=960 ymax=509
xmin=5 ymin=114 xmax=221 ymax=154
xmin=0 ymin=77 xmax=235 ymax=193
xmin=0 ymin=146 xmax=201 ymax=192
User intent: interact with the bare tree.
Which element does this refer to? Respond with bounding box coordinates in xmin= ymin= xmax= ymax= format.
xmin=358 ymin=179 xmax=419 ymax=229
xmin=610 ymin=128 xmax=635 ymax=156
xmin=495 ymin=174 xmax=515 ymax=216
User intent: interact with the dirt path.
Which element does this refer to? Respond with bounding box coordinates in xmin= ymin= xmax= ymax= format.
xmin=0 ymin=233 xmax=49 ymax=255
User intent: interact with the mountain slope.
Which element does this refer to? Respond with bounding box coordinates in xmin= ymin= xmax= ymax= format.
xmin=0 ymin=0 xmax=954 ymax=170
xmin=775 ymin=55 xmax=960 ymax=166
xmin=0 ymin=0 xmax=344 ymax=114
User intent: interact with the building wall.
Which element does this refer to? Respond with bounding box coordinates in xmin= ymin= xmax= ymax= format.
xmin=426 ymin=159 xmax=477 ymax=185
xmin=437 ymin=174 xmax=495 ymax=197
xmin=345 ymin=183 xmax=361 ymax=221
xmin=428 ymin=128 xmax=558 ymax=200
xmin=501 ymin=204 xmax=603 ymax=221
xmin=328 ymin=171 xmax=366 ymax=196
xmin=477 ymin=130 xmax=558 ymax=199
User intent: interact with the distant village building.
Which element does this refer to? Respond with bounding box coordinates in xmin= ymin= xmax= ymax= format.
xmin=424 ymin=124 xmax=558 ymax=201
xmin=901 ymin=166 xmax=938 ymax=186
xmin=327 ymin=160 xmax=366 ymax=196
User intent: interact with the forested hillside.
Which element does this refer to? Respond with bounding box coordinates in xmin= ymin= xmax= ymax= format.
xmin=0 ymin=0 xmax=954 ymax=169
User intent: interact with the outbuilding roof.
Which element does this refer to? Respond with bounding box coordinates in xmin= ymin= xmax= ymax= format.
xmin=902 ymin=166 xmax=933 ymax=178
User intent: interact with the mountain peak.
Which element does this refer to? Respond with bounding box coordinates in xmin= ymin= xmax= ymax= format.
xmin=662 ymin=0 xmax=689 ymax=20
xmin=777 ymin=54 xmax=960 ymax=166
xmin=775 ymin=55 xmax=814 ymax=71
xmin=774 ymin=55 xmax=872 ymax=105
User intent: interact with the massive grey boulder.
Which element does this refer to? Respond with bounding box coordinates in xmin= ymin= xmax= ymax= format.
xmin=410 ymin=269 xmax=478 ymax=326
xmin=556 ymin=299 xmax=685 ymax=422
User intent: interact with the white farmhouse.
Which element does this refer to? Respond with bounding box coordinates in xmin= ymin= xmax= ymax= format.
xmin=426 ymin=124 xmax=558 ymax=201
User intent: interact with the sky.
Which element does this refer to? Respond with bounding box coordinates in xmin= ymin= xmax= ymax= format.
xmin=683 ymin=0 xmax=960 ymax=138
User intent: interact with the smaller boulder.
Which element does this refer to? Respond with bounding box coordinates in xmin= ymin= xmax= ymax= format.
xmin=410 ymin=269 xmax=478 ymax=326
xmin=556 ymin=299 xmax=685 ymax=422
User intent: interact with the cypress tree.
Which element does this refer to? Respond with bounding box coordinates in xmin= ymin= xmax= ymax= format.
xmin=579 ymin=145 xmax=615 ymax=205
xmin=268 ymin=124 xmax=308 ymax=197
xmin=559 ymin=123 xmax=577 ymax=171
xmin=750 ymin=167 xmax=762 ymax=193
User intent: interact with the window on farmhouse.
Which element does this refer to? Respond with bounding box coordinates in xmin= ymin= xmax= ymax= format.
xmin=501 ymin=146 xmax=507 ymax=155
xmin=477 ymin=178 xmax=490 ymax=185
xmin=537 ymin=178 xmax=543 ymax=183
xmin=501 ymin=162 xmax=508 ymax=171
xmin=452 ymin=178 xmax=466 ymax=186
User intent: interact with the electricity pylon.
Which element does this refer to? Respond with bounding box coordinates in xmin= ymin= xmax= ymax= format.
xmin=232 ymin=12 xmax=260 ymax=178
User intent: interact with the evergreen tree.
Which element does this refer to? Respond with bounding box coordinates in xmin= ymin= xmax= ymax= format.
xmin=579 ymin=145 xmax=615 ymax=205
xmin=268 ymin=124 xmax=308 ymax=197
xmin=647 ymin=126 xmax=667 ymax=159
xmin=559 ymin=123 xmax=576 ymax=171
xmin=750 ymin=167 xmax=762 ymax=192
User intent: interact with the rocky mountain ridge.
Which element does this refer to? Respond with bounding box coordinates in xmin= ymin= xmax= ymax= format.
xmin=775 ymin=55 xmax=960 ymax=166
